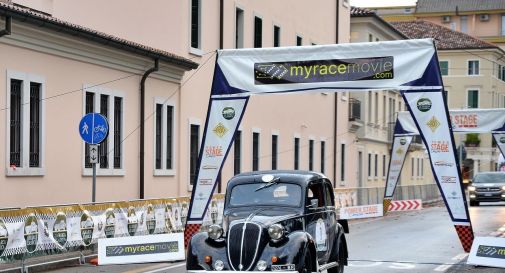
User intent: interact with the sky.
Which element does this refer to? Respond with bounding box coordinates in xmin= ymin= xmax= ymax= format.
xmin=350 ymin=0 xmax=417 ymax=8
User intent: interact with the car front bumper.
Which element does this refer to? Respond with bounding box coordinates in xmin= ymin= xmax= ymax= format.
xmin=187 ymin=270 xmax=296 ymax=273
xmin=469 ymin=191 xmax=505 ymax=202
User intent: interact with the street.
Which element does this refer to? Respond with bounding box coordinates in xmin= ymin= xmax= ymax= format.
xmin=44 ymin=202 xmax=505 ymax=273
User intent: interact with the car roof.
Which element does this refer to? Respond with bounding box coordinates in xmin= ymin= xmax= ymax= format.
xmin=227 ymin=170 xmax=328 ymax=189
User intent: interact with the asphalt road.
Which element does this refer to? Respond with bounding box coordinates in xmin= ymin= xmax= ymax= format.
xmin=45 ymin=202 xmax=505 ymax=273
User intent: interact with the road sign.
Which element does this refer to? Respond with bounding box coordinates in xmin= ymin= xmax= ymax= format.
xmin=89 ymin=145 xmax=99 ymax=164
xmin=79 ymin=113 xmax=109 ymax=144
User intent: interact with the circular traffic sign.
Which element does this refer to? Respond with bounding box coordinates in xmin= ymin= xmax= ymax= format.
xmin=78 ymin=113 xmax=109 ymax=144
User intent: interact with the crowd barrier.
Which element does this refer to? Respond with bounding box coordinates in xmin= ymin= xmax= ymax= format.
xmin=0 ymin=183 xmax=440 ymax=265
xmin=0 ymin=195 xmax=224 ymax=264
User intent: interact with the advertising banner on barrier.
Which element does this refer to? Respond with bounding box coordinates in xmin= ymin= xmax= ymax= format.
xmin=494 ymin=134 xmax=505 ymax=162
xmin=98 ymin=233 xmax=184 ymax=265
xmin=340 ymin=204 xmax=383 ymax=219
xmin=467 ymin=237 xmax=505 ymax=268
xmin=0 ymin=196 xmax=224 ymax=264
xmin=397 ymin=109 xmax=505 ymax=134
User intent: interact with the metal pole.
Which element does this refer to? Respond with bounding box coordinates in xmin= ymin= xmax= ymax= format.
xmin=92 ymin=163 xmax=96 ymax=203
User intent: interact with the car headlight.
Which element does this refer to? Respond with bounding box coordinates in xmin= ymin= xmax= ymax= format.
xmin=214 ymin=260 xmax=225 ymax=271
xmin=256 ymin=260 xmax=267 ymax=271
xmin=268 ymin=224 xmax=285 ymax=241
xmin=468 ymin=186 xmax=476 ymax=191
xmin=208 ymin=224 xmax=223 ymax=240
xmin=502 ymin=186 xmax=505 ymax=191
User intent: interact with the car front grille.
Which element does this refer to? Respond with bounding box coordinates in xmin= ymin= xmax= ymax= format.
xmin=476 ymin=187 xmax=501 ymax=193
xmin=227 ymin=222 xmax=262 ymax=271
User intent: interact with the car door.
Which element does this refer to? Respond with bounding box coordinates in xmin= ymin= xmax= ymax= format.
xmin=305 ymin=180 xmax=329 ymax=261
xmin=323 ymin=181 xmax=337 ymax=262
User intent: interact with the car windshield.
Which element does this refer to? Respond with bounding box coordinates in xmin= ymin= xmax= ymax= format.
xmin=229 ymin=183 xmax=302 ymax=207
xmin=473 ymin=172 xmax=505 ymax=183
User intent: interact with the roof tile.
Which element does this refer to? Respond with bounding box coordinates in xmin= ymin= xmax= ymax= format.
xmin=390 ymin=20 xmax=497 ymax=50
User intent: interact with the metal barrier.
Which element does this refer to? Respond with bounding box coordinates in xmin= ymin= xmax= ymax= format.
xmin=334 ymin=183 xmax=441 ymax=209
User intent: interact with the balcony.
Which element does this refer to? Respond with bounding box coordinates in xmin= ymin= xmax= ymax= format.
xmin=348 ymin=98 xmax=363 ymax=133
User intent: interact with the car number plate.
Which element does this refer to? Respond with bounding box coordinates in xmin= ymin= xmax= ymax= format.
xmin=272 ymin=264 xmax=295 ymax=271
xmin=484 ymin=193 xmax=492 ymax=197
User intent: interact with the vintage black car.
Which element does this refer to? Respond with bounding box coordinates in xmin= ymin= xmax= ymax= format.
xmin=468 ymin=171 xmax=505 ymax=206
xmin=187 ymin=170 xmax=349 ymax=273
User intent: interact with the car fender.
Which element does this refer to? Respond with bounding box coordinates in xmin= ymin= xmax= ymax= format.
xmin=329 ymin=224 xmax=348 ymax=266
xmin=186 ymin=232 xmax=229 ymax=270
xmin=257 ymin=231 xmax=317 ymax=271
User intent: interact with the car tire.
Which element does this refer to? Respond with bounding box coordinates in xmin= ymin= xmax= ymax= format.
xmin=469 ymin=200 xmax=479 ymax=206
xmin=328 ymin=242 xmax=345 ymax=273
xmin=299 ymin=250 xmax=312 ymax=273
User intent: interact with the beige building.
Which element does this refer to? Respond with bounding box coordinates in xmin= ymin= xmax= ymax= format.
xmin=0 ymin=0 xmax=352 ymax=207
xmin=392 ymin=20 xmax=505 ymax=179
xmin=350 ymin=7 xmax=433 ymax=189
xmin=373 ymin=0 xmax=505 ymax=49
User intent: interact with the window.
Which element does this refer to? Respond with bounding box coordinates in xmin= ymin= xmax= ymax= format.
xmin=421 ymin=158 xmax=424 ymax=176
xmin=368 ymin=34 xmax=373 ymax=42
xmin=368 ymin=153 xmax=372 ymax=178
xmin=443 ymin=90 xmax=449 ymax=104
xmin=83 ymin=86 xmax=124 ymax=176
xmin=273 ymin=25 xmax=280 ymax=47
xmin=296 ymin=35 xmax=302 ymax=46
xmin=272 ymin=134 xmax=278 ymax=170
xmin=309 ymin=139 xmax=314 ymax=171
xmin=374 ymin=93 xmax=378 ymax=124
xmin=190 ymin=0 xmax=201 ymax=49
xmin=114 ymin=97 xmax=123 ymax=169
xmin=467 ymin=90 xmax=479 ymax=108
xmin=368 ymin=92 xmax=372 ymax=122
xmin=411 ymin=157 xmax=415 ymax=177
xmin=374 ymin=154 xmax=378 ymax=177
xmin=235 ymin=8 xmax=244 ymax=48
xmin=340 ymin=143 xmax=345 ymax=181
xmin=321 ymin=141 xmax=326 ymax=174
xmin=99 ymin=94 xmax=109 ymax=169
xmin=468 ymin=60 xmax=479 ymax=75
xmin=502 ymin=14 xmax=505 ymax=36
xmin=439 ymin=61 xmax=449 ymax=76
xmin=460 ymin=16 xmax=468 ymax=33
xmin=382 ymin=95 xmax=386 ymax=126
xmin=382 ymin=155 xmax=386 ymax=177
xmin=189 ymin=124 xmax=200 ymax=185
xmin=294 ymin=137 xmax=300 ymax=170
xmin=234 ymin=131 xmax=241 ymax=175
xmin=7 ymin=71 xmax=45 ymax=176
xmin=254 ymin=16 xmax=262 ymax=48
xmin=417 ymin=158 xmax=420 ymax=177
xmin=253 ymin=132 xmax=260 ymax=171
xmin=154 ymin=99 xmax=175 ymax=175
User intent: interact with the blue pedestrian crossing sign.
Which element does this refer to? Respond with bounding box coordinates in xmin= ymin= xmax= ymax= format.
xmin=79 ymin=113 xmax=109 ymax=144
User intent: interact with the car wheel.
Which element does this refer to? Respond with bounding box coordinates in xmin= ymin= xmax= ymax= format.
xmin=469 ymin=200 xmax=479 ymax=206
xmin=328 ymin=242 xmax=345 ymax=273
xmin=299 ymin=250 xmax=312 ymax=273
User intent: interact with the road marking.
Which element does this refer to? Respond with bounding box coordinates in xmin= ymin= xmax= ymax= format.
xmin=141 ymin=263 xmax=185 ymax=273
xmin=120 ymin=262 xmax=185 ymax=273
xmin=348 ymin=261 xmax=383 ymax=267
xmin=434 ymin=264 xmax=451 ymax=272
xmin=434 ymin=253 xmax=468 ymax=272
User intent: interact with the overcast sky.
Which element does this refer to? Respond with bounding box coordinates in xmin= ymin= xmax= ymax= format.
xmin=350 ymin=0 xmax=417 ymax=8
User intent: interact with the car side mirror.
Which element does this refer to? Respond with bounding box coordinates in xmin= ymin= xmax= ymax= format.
xmin=307 ymin=198 xmax=318 ymax=209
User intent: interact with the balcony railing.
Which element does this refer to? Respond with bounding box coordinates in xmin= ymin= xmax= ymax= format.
xmin=348 ymin=98 xmax=361 ymax=121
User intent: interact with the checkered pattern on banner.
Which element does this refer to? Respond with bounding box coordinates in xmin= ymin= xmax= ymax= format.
xmin=455 ymin=224 xmax=474 ymax=252
xmin=383 ymin=199 xmax=392 ymax=216
xmin=184 ymin=224 xmax=201 ymax=247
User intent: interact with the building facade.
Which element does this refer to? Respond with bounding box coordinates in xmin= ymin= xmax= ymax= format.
xmin=391 ymin=20 xmax=505 ymax=179
xmin=350 ymin=7 xmax=433 ymax=189
xmin=1 ymin=0 xmax=353 ymax=207
xmin=372 ymin=0 xmax=505 ymax=49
